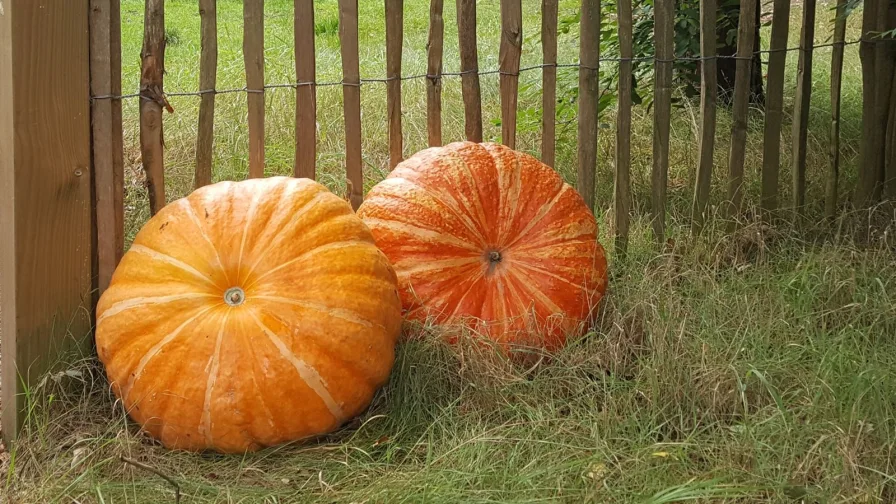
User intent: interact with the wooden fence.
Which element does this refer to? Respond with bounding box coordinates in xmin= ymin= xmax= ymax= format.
xmin=87 ymin=0 xmax=890 ymax=294
xmin=2 ymin=0 xmax=894 ymax=441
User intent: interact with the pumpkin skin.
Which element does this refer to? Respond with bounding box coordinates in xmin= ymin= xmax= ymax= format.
xmin=95 ymin=176 xmax=402 ymax=453
xmin=356 ymin=141 xmax=608 ymax=351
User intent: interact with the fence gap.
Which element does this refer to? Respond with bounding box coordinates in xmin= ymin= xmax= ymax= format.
xmin=427 ymin=0 xmax=444 ymax=147
xmin=577 ymin=0 xmax=600 ymax=212
xmin=295 ymin=0 xmax=317 ymax=179
xmin=725 ymin=0 xmax=758 ymax=228
xmin=652 ymin=0 xmax=673 ymax=243
xmin=760 ymin=0 xmax=790 ymax=215
xmin=540 ymin=0 xmax=558 ymax=167
xmin=499 ymin=0 xmax=522 ymax=149
xmin=140 ymin=0 xmax=169 ymax=215
xmin=386 ymin=0 xmax=404 ymax=169
xmin=614 ymin=0 xmax=633 ymax=255
xmin=690 ymin=0 xmax=717 ymax=236
xmin=457 ymin=0 xmax=483 ymax=142
xmin=339 ymin=0 xmax=364 ymax=209
xmin=195 ymin=0 xmax=217 ymax=189
xmin=244 ymin=0 xmax=265 ymax=178
xmin=828 ymin=0 xmax=847 ymax=218
xmin=791 ymin=0 xmax=816 ymax=212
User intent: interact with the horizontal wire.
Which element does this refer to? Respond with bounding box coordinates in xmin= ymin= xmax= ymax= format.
xmin=90 ymin=39 xmax=863 ymax=101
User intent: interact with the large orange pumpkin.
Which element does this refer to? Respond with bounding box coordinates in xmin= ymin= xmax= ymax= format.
xmin=356 ymin=141 xmax=608 ymax=352
xmin=96 ymin=176 xmax=402 ymax=453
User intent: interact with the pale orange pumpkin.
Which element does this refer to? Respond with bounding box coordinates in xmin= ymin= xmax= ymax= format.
xmin=95 ymin=176 xmax=402 ymax=453
xmin=356 ymin=141 xmax=608 ymax=352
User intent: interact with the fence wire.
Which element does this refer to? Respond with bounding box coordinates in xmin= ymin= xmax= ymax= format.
xmin=90 ymin=39 xmax=863 ymax=102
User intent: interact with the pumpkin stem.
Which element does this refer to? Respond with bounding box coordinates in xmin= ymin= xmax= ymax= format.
xmin=224 ymin=287 xmax=246 ymax=306
xmin=488 ymin=250 xmax=502 ymax=263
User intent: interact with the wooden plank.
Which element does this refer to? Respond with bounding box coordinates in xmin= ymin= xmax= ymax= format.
xmin=1 ymin=0 xmax=94 ymax=442
xmin=725 ymin=0 xmax=758 ymax=225
xmin=90 ymin=0 xmax=118 ymax=295
xmin=541 ymin=0 xmax=558 ymax=167
xmin=244 ymin=0 xmax=265 ymax=179
xmin=295 ymin=0 xmax=316 ymax=179
xmin=690 ymin=0 xmax=717 ymax=235
xmin=790 ymin=0 xmax=815 ymax=211
xmin=456 ymin=0 xmax=483 ymax=142
xmin=426 ymin=0 xmax=444 ymax=147
xmin=760 ymin=0 xmax=790 ymax=214
xmin=140 ymin=0 xmax=171 ymax=215
xmin=652 ymin=0 xmax=673 ymax=242
xmin=499 ymin=0 xmax=522 ymax=149
xmin=827 ymin=0 xmax=847 ymax=218
xmin=339 ymin=0 xmax=364 ymax=210
xmin=614 ymin=0 xmax=633 ymax=255
xmin=577 ymin=0 xmax=600 ymax=211
xmin=386 ymin=0 xmax=404 ymax=169
xmin=195 ymin=0 xmax=217 ymax=188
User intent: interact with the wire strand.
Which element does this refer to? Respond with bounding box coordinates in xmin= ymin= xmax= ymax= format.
xmin=90 ymin=39 xmax=863 ymax=102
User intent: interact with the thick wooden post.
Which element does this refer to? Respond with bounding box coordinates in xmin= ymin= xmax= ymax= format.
xmin=577 ymin=0 xmax=600 ymax=212
xmin=1 ymin=0 xmax=94 ymax=443
xmin=691 ymin=0 xmax=717 ymax=236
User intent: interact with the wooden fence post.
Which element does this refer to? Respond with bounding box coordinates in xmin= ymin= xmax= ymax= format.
xmin=91 ymin=0 xmax=125 ymax=295
xmin=426 ymin=0 xmax=444 ymax=147
xmin=790 ymin=0 xmax=815 ymax=212
xmin=1 ymin=0 xmax=94 ymax=443
xmin=140 ymin=0 xmax=170 ymax=215
xmin=541 ymin=0 xmax=558 ymax=167
xmin=827 ymin=0 xmax=847 ymax=218
xmin=577 ymin=0 xmax=600 ymax=212
xmin=760 ymin=0 xmax=790 ymax=215
xmin=652 ymin=0 xmax=674 ymax=242
xmin=295 ymin=0 xmax=317 ymax=179
xmin=244 ymin=0 xmax=265 ymax=179
xmin=457 ymin=0 xmax=483 ymax=142
xmin=691 ymin=0 xmax=717 ymax=236
xmin=386 ymin=0 xmax=404 ymax=169
xmin=615 ymin=0 xmax=633 ymax=255
xmin=499 ymin=0 xmax=522 ymax=149
xmin=195 ymin=0 xmax=217 ymax=188
xmin=726 ymin=0 xmax=758 ymax=228
xmin=339 ymin=0 xmax=364 ymax=210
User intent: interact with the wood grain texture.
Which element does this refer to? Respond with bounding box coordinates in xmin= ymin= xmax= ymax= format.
xmin=426 ymin=0 xmax=444 ymax=147
xmin=614 ymin=0 xmax=633 ymax=255
xmin=339 ymin=0 xmax=364 ymax=209
xmin=499 ymin=0 xmax=522 ymax=149
xmin=456 ymin=0 xmax=483 ymax=142
xmin=244 ymin=0 xmax=265 ymax=179
xmin=195 ymin=0 xmax=217 ymax=188
xmin=887 ymin=62 xmax=896 ymax=200
xmin=790 ymin=0 xmax=815 ymax=211
xmin=690 ymin=0 xmax=717 ymax=235
xmin=760 ymin=0 xmax=790 ymax=214
xmin=140 ymin=0 xmax=171 ymax=215
xmin=652 ymin=0 xmax=673 ymax=242
xmin=540 ymin=0 xmax=558 ymax=167
xmin=386 ymin=0 xmax=404 ymax=169
xmin=577 ymin=0 xmax=600 ymax=212
xmin=295 ymin=0 xmax=317 ymax=179
xmin=827 ymin=0 xmax=847 ymax=218
xmin=1 ymin=0 xmax=94 ymax=442
xmin=90 ymin=0 xmax=121 ymax=295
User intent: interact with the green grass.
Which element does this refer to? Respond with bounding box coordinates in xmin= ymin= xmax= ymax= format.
xmin=3 ymin=0 xmax=896 ymax=502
